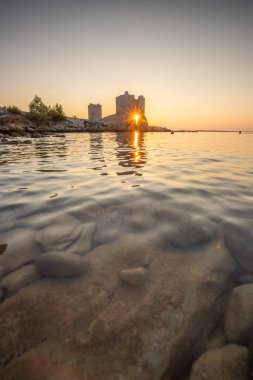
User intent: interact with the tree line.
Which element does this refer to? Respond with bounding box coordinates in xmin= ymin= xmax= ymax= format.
xmin=1 ymin=95 xmax=66 ymax=122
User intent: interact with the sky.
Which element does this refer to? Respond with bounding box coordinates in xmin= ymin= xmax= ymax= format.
xmin=0 ymin=0 xmax=253 ymax=130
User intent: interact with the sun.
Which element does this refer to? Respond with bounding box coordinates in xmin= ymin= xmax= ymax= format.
xmin=134 ymin=114 xmax=139 ymax=125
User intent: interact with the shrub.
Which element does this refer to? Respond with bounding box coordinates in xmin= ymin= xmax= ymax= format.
xmin=7 ymin=105 xmax=21 ymax=114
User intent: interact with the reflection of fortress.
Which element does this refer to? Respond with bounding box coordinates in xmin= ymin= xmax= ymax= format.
xmin=115 ymin=131 xmax=147 ymax=169
xmin=88 ymin=91 xmax=148 ymax=127
xmin=88 ymin=131 xmax=147 ymax=171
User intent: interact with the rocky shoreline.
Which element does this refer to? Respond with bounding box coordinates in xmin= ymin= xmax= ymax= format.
xmin=0 ymin=111 xmax=170 ymax=142
xmin=0 ymin=201 xmax=253 ymax=379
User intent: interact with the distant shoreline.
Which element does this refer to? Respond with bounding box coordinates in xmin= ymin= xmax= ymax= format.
xmin=173 ymin=130 xmax=253 ymax=133
xmin=0 ymin=111 xmax=171 ymax=140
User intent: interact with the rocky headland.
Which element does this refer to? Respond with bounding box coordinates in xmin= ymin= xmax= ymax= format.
xmin=0 ymin=110 xmax=170 ymax=143
xmin=0 ymin=201 xmax=253 ymax=380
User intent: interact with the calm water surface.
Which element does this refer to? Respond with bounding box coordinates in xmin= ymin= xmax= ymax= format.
xmin=0 ymin=132 xmax=253 ymax=253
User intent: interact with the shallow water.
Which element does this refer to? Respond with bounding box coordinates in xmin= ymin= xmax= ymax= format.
xmin=0 ymin=131 xmax=253 ymax=254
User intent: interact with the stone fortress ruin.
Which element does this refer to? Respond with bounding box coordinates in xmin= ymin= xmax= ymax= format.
xmin=88 ymin=103 xmax=102 ymax=122
xmin=88 ymin=91 xmax=148 ymax=128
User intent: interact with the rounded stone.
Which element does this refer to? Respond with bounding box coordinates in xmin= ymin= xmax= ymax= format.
xmin=35 ymin=214 xmax=82 ymax=251
xmin=162 ymin=216 xmax=217 ymax=250
xmin=225 ymin=284 xmax=253 ymax=345
xmin=35 ymin=251 xmax=89 ymax=278
xmin=222 ymin=221 xmax=253 ymax=273
xmin=190 ymin=344 xmax=249 ymax=380
xmin=120 ymin=267 xmax=148 ymax=287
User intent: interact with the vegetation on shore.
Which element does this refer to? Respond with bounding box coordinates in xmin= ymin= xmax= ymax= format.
xmin=28 ymin=95 xmax=66 ymax=123
xmin=1 ymin=95 xmax=66 ymax=123
xmin=1 ymin=105 xmax=22 ymax=115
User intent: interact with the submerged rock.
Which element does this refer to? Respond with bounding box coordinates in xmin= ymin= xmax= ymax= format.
xmin=225 ymin=283 xmax=253 ymax=345
xmin=35 ymin=251 xmax=89 ymax=278
xmin=65 ymin=222 xmax=96 ymax=256
xmin=222 ymin=221 xmax=253 ymax=273
xmin=1 ymin=340 xmax=88 ymax=380
xmin=204 ymin=327 xmax=227 ymax=352
xmin=35 ymin=214 xmax=82 ymax=251
xmin=5 ymin=139 xmax=22 ymax=144
xmin=127 ymin=203 xmax=156 ymax=232
xmin=190 ymin=344 xmax=250 ymax=380
xmin=0 ymin=228 xmax=41 ymax=277
xmin=238 ymin=273 xmax=253 ymax=285
xmin=1 ymin=264 xmax=40 ymax=298
xmin=0 ymin=235 xmax=235 ymax=380
xmin=161 ymin=216 xmax=218 ymax=250
xmin=120 ymin=267 xmax=148 ymax=286
xmin=93 ymin=208 xmax=123 ymax=245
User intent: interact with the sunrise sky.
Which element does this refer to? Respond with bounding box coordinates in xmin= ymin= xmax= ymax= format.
xmin=1 ymin=0 xmax=253 ymax=130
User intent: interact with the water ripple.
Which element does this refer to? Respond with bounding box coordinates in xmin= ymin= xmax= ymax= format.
xmin=0 ymin=132 xmax=253 ymax=252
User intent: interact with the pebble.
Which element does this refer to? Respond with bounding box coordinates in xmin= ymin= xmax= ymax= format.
xmin=120 ymin=267 xmax=148 ymax=287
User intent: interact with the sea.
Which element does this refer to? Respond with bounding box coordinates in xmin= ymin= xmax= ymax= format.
xmin=0 ymin=131 xmax=253 ymax=256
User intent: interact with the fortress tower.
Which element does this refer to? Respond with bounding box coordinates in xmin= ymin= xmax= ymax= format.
xmin=88 ymin=103 xmax=102 ymax=122
xmin=101 ymin=91 xmax=148 ymax=127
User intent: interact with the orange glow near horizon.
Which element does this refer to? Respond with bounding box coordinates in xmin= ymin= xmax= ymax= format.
xmin=1 ymin=1 xmax=253 ymax=131
xmin=1 ymin=92 xmax=252 ymax=131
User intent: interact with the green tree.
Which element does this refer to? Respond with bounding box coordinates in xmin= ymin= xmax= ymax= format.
xmin=47 ymin=103 xmax=66 ymax=121
xmin=28 ymin=95 xmax=66 ymax=124
xmin=28 ymin=95 xmax=49 ymax=123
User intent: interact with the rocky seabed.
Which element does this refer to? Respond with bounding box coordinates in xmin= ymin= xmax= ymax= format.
xmin=0 ymin=200 xmax=253 ymax=380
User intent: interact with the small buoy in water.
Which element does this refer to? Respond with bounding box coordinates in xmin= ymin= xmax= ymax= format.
xmin=239 ymin=131 xmax=242 ymax=134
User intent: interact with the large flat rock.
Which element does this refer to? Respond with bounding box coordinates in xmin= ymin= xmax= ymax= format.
xmin=0 ymin=340 xmax=88 ymax=380
xmin=0 ymin=234 xmax=235 ymax=379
